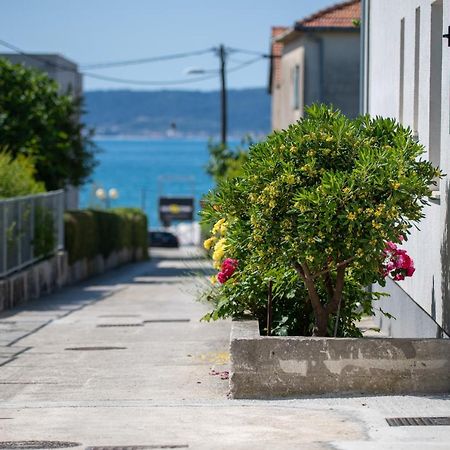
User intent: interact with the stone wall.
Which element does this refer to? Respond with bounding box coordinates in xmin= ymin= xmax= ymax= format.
xmin=230 ymin=320 xmax=450 ymax=399
xmin=0 ymin=247 xmax=145 ymax=313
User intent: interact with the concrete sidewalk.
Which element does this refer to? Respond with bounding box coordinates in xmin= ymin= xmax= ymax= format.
xmin=0 ymin=247 xmax=449 ymax=449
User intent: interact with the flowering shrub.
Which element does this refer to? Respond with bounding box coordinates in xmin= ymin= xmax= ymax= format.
xmin=201 ymin=105 xmax=440 ymax=336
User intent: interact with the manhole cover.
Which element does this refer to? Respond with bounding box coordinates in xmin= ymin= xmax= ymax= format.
xmin=97 ymin=324 xmax=143 ymax=328
xmin=0 ymin=441 xmax=81 ymax=449
xmin=65 ymin=347 xmax=127 ymax=351
xmin=386 ymin=417 xmax=450 ymax=426
xmin=143 ymin=319 xmax=190 ymax=323
xmin=85 ymin=446 xmax=188 ymax=449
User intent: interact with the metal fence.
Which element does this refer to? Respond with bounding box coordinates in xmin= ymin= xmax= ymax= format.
xmin=0 ymin=190 xmax=64 ymax=278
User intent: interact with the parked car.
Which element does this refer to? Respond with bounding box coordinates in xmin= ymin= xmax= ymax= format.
xmin=148 ymin=230 xmax=179 ymax=248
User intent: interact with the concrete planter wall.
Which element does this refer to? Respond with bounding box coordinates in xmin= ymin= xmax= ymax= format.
xmin=0 ymin=247 xmax=146 ymax=313
xmin=230 ymin=320 xmax=450 ymax=399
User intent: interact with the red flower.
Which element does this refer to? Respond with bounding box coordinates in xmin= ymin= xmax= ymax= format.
xmin=217 ymin=258 xmax=238 ymax=284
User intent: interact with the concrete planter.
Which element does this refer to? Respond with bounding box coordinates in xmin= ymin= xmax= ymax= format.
xmin=230 ymin=320 xmax=450 ymax=398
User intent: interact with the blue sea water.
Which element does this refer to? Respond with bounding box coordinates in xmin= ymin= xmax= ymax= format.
xmin=79 ymin=138 xmax=216 ymax=227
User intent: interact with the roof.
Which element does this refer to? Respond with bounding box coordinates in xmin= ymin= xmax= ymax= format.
xmin=295 ymin=0 xmax=360 ymax=30
xmin=268 ymin=26 xmax=287 ymax=94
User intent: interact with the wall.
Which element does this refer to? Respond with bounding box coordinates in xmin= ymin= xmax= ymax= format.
xmin=364 ymin=0 xmax=450 ymax=336
xmin=0 ymin=247 xmax=146 ymax=313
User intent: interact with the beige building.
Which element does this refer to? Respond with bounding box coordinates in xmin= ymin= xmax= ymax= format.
xmin=269 ymin=0 xmax=361 ymax=130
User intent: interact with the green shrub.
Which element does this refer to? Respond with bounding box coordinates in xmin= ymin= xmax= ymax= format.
xmin=0 ymin=58 xmax=97 ymax=190
xmin=201 ymin=105 xmax=439 ymax=337
xmin=0 ymin=151 xmax=45 ymax=198
xmin=64 ymin=208 xmax=148 ymax=265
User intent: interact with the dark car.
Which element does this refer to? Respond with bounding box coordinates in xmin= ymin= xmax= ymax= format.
xmin=149 ymin=230 xmax=179 ymax=248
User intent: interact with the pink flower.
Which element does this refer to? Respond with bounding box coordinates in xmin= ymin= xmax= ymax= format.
xmin=386 ymin=241 xmax=398 ymax=251
xmin=381 ymin=241 xmax=415 ymax=281
xmin=217 ymin=272 xmax=228 ymax=284
xmin=217 ymin=258 xmax=238 ymax=284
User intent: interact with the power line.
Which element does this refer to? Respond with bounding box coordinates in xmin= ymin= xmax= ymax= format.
xmin=81 ymin=48 xmax=215 ymax=70
xmin=82 ymin=70 xmax=220 ymax=86
xmin=0 ymin=38 xmax=266 ymax=87
xmin=227 ymin=46 xmax=271 ymax=58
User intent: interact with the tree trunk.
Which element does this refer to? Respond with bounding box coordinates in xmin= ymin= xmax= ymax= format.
xmin=293 ymin=260 xmax=348 ymax=337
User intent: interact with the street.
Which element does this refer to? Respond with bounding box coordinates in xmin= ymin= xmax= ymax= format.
xmin=0 ymin=247 xmax=449 ymax=449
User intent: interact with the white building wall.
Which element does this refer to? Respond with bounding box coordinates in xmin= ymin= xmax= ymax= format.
xmin=365 ymin=0 xmax=450 ymax=336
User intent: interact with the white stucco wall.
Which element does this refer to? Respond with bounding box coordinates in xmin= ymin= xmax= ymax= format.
xmin=365 ymin=0 xmax=450 ymax=335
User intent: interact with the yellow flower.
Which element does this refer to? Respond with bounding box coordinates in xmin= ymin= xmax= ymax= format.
xmin=347 ymin=212 xmax=356 ymax=221
xmin=212 ymin=218 xmax=226 ymax=234
xmin=372 ymin=220 xmax=382 ymax=230
xmin=212 ymin=238 xmax=226 ymax=262
xmin=391 ymin=181 xmax=401 ymax=190
xmin=209 ymin=275 xmax=217 ymax=284
xmin=203 ymin=236 xmax=216 ymax=250
xmin=285 ymin=174 xmax=296 ymax=185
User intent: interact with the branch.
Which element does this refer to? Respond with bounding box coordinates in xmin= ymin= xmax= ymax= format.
xmin=323 ymin=272 xmax=334 ymax=301
xmin=312 ymin=256 xmax=355 ymax=279
xmin=326 ymin=264 xmax=346 ymax=315
xmin=293 ymin=260 xmax=325 ymax=319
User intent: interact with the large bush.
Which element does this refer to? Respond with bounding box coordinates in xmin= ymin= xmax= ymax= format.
xmin=0 ymin=150 xmax=45 ymax=198
xmin=64 ymin=208 xmax=148 ymax=264
xmin=201 ymin=105 xmax=439 ymax=337
xmin=0 ymin=58 xmax=97 ymax=190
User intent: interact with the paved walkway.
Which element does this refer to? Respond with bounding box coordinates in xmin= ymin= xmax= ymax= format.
xmin=0 ymin=247 xmax=449 ymax=449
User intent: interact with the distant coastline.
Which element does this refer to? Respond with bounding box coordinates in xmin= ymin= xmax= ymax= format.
xmin=84 ymin=87 xmax=270 ymax=138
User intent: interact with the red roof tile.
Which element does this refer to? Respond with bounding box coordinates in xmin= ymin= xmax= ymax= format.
xmin=296 ymin=0 xmax=360 ymax=29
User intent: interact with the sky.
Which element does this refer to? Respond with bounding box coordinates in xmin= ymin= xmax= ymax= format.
xmin=0 ymin=0 xmax=337 ymax=91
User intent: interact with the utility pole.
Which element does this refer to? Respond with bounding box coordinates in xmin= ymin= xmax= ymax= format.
xmin=219 ymin=44 xmax=227 ymax=146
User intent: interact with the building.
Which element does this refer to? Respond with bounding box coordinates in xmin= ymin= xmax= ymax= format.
xmin=0 ymin=53 xmax=83 ymax=209
xmin=269 ymin=0 xmax=361 ymax=131
xmin=0 ymin=53 xmax=82 ymax=97
xmin=361 ymin=0 xmax=450 ymax=337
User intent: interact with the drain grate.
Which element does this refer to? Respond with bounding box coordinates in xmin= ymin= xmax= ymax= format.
xmin=97 ymin=324 xmax=143 ymax=328
xmin=0 ymin=441 xmax=81 ymax=449
xmin=143 ymin=319 xmax=190 ymax=323
xmin=65 ymin=346 xmax=127 ymax=351
xmin=386 ymin=417 xmax=450 ymax=426
xmin=85 ymin=446 xmax=188 ymax=450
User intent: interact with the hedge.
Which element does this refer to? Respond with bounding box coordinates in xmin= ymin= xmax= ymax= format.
xmin=64 ymin=208 xmax=148 ymax=265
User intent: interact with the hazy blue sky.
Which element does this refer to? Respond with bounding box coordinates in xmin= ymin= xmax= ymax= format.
xmin=0 ymin=0 xmax=336 ymax=91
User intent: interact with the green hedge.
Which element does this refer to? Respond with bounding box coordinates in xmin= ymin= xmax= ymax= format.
xmin=64 ymin=208 xmax=148 ymax=264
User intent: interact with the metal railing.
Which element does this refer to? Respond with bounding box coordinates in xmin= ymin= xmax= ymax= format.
xmin=0 ymin=190 xmax=64 ymax=278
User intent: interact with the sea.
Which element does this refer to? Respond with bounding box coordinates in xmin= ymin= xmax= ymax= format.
xmin=79 ymin=138 xmax=218 ymax=228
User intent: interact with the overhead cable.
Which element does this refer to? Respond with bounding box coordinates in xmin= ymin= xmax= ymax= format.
xmin=81 ymin=48 xmax=215 ymax=70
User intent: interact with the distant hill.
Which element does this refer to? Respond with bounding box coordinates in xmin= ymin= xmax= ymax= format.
xmin=83 ymin=88 xmax=270 ymax=138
